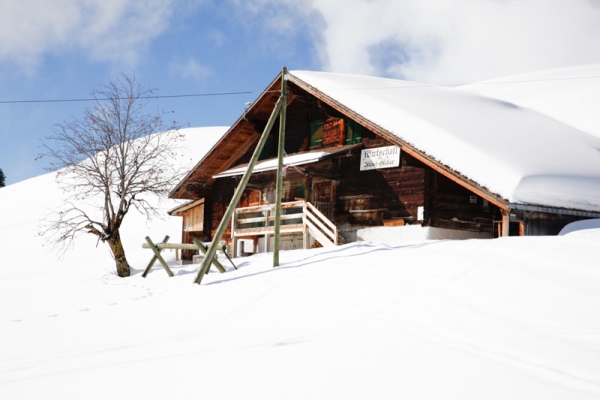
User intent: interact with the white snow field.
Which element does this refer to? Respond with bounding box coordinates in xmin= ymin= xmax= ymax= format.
xmin=1 ymin=71 xmax=600 ymax=398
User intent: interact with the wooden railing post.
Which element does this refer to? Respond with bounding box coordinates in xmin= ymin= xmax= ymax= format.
xmin=264 ymin=207 xmax=270 ymax=252
xmin=231 ymin=209 xmax=238 ymax=259
xmin=302 ymin=201 xmax=309 ymax=249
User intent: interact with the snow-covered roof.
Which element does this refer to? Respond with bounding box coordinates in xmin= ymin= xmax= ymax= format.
xmin=214 ymin=151 xmax=330 ymax=178
xmin=289 ymin=70 xmax=600 ymax=213
xmin=461 ymin=64 xmax=600 ymax=139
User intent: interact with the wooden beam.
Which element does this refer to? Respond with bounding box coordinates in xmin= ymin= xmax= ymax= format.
xmin=192 ymin=238 xmax=226 ymax=273
xmin=141 ymin=238 xmax=227 ymax=275
xmin=143 ymin=242 xmax=203 ymax=250
xmin=501 ymin=210 xmax=510 ymax=237
xmin=170 ymin=72 xmax=287 ymax=200
xmin=142 ymin=236 xmax=174 ymax=277
xmin=195 ymin=95 xmax=285 ymax=284
xmin=519 ymin=221 xmax=525 ymax=236
xmin=286 ymin=93 xmax=297 ymax=106
xmin=274 ymin=66 xmax=288 ymax=268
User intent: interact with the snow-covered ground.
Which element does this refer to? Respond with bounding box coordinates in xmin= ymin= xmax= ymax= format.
xmin=1 ymin=128 xmax=600 ymax=399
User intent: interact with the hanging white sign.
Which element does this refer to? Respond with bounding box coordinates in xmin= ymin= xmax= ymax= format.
xmin=360 ymin=146 xmax=401 ymax=171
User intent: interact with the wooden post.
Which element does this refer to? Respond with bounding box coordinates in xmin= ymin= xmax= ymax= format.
xmin=501 ymin=210 xmax=510 ymax=237
xmin=274 ymin=66 xmax=288 ymax=268
xmin=302 ymin=201 xmax=309 ymax=249
xmin=519 ymin=221 xmax=525 ymax=236
xmin=194 ymin=92 xmax=285 ymax=284
xmin=264 ymin=207 xmax=270 ymax=252
xmin=141 ymin=239 xmax=227 ymax=276
xmin=231 ymin=210 xmax=238 ymax=259
xmin=192 ymin=238 xmax=226 ymax=273
xmin=143 ymin=236 xmax=174 ymax=277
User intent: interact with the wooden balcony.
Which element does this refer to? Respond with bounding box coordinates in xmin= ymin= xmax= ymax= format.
xmin=231 ymin=200 xmax=338 ymax=255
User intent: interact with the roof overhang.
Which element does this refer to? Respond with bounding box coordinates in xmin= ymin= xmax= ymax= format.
xmin=168 ymin=198 xmax=205 ymax=216
xmin=213 ymin=144 xmax=361 ymax=179
xmin=508 ymin=203 xmax=600 ymax=218
xmin=168 ymin=73 xmax=286 ymax=199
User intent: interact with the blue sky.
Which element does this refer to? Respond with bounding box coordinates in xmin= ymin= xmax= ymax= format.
xmin=2 ymin=0 xmax=600 ymax=185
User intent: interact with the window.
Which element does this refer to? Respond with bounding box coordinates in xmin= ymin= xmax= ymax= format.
xmin=346 ymin=119 xmax=362 ymax=144
xmin=258 ymin=137 xmax=271 ymax=160
xmin=296 ymin=184 xmax=306 ymax=199
xmin=310 ymin=120 xmax=323 ymax=147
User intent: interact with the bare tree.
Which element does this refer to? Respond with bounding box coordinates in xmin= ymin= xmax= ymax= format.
xmin=38 ymin=74 xmax=184 ymax=277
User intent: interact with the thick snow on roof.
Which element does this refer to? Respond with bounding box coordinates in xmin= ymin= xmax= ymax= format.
xmin=214 ymin=151 xmax=330 ymax=178
xmin=461 ymin=64 xmax=600 ymax=139
xmin=290 ymin=70 xmax=600 ymax=212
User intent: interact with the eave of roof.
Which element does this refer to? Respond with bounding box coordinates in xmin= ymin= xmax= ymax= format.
xmin=169 ymin=72 xmax=285 ymax=199
xmin=167 ymin=198 xmax=205 ymax=216
xmin=212 ymin=144 xmax=361 ymax=179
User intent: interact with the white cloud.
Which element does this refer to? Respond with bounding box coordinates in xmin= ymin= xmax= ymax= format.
xmin=0 ymin=0 xmax=177 ymax=73
xmin=207 ymin=30 xmax=227 ymax=48
xmin=234 ymin=0 xmax=600 ymax=84
xmin=169 ymin=58 xmax=213 ymax=82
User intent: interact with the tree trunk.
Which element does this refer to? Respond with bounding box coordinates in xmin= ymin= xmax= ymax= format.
xmin=107 ymin=231 xmax=131 ymax=277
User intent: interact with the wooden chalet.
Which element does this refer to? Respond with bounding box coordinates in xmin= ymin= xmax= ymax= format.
xmin=170 ymin=70 xmax=600 ymax=260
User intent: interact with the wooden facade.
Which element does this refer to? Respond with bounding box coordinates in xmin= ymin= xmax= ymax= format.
xmin=168 ymin=199 xmax=208 ymax=260
xmin=169 ymin=71 xmax=598 ymax=259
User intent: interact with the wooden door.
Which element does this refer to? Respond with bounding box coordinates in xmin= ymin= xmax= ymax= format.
xmin=312 ymin=180 xmax=334 ymax=220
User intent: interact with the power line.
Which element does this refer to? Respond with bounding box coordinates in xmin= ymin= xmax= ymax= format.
xmin=0 ymin=91 xmax=255 ymax=105
xmin=457 ymin=74 xmax=600 ymax=87
xmin=1 ymin=74 xmax=599 ymax=105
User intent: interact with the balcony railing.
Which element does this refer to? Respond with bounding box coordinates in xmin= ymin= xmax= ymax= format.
xmin=231 ymin=200 xmax=338 ymax=255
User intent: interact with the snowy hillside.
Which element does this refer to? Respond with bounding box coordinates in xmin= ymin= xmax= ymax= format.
xmin=1 ymin=128 xmax=600 ymax=398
